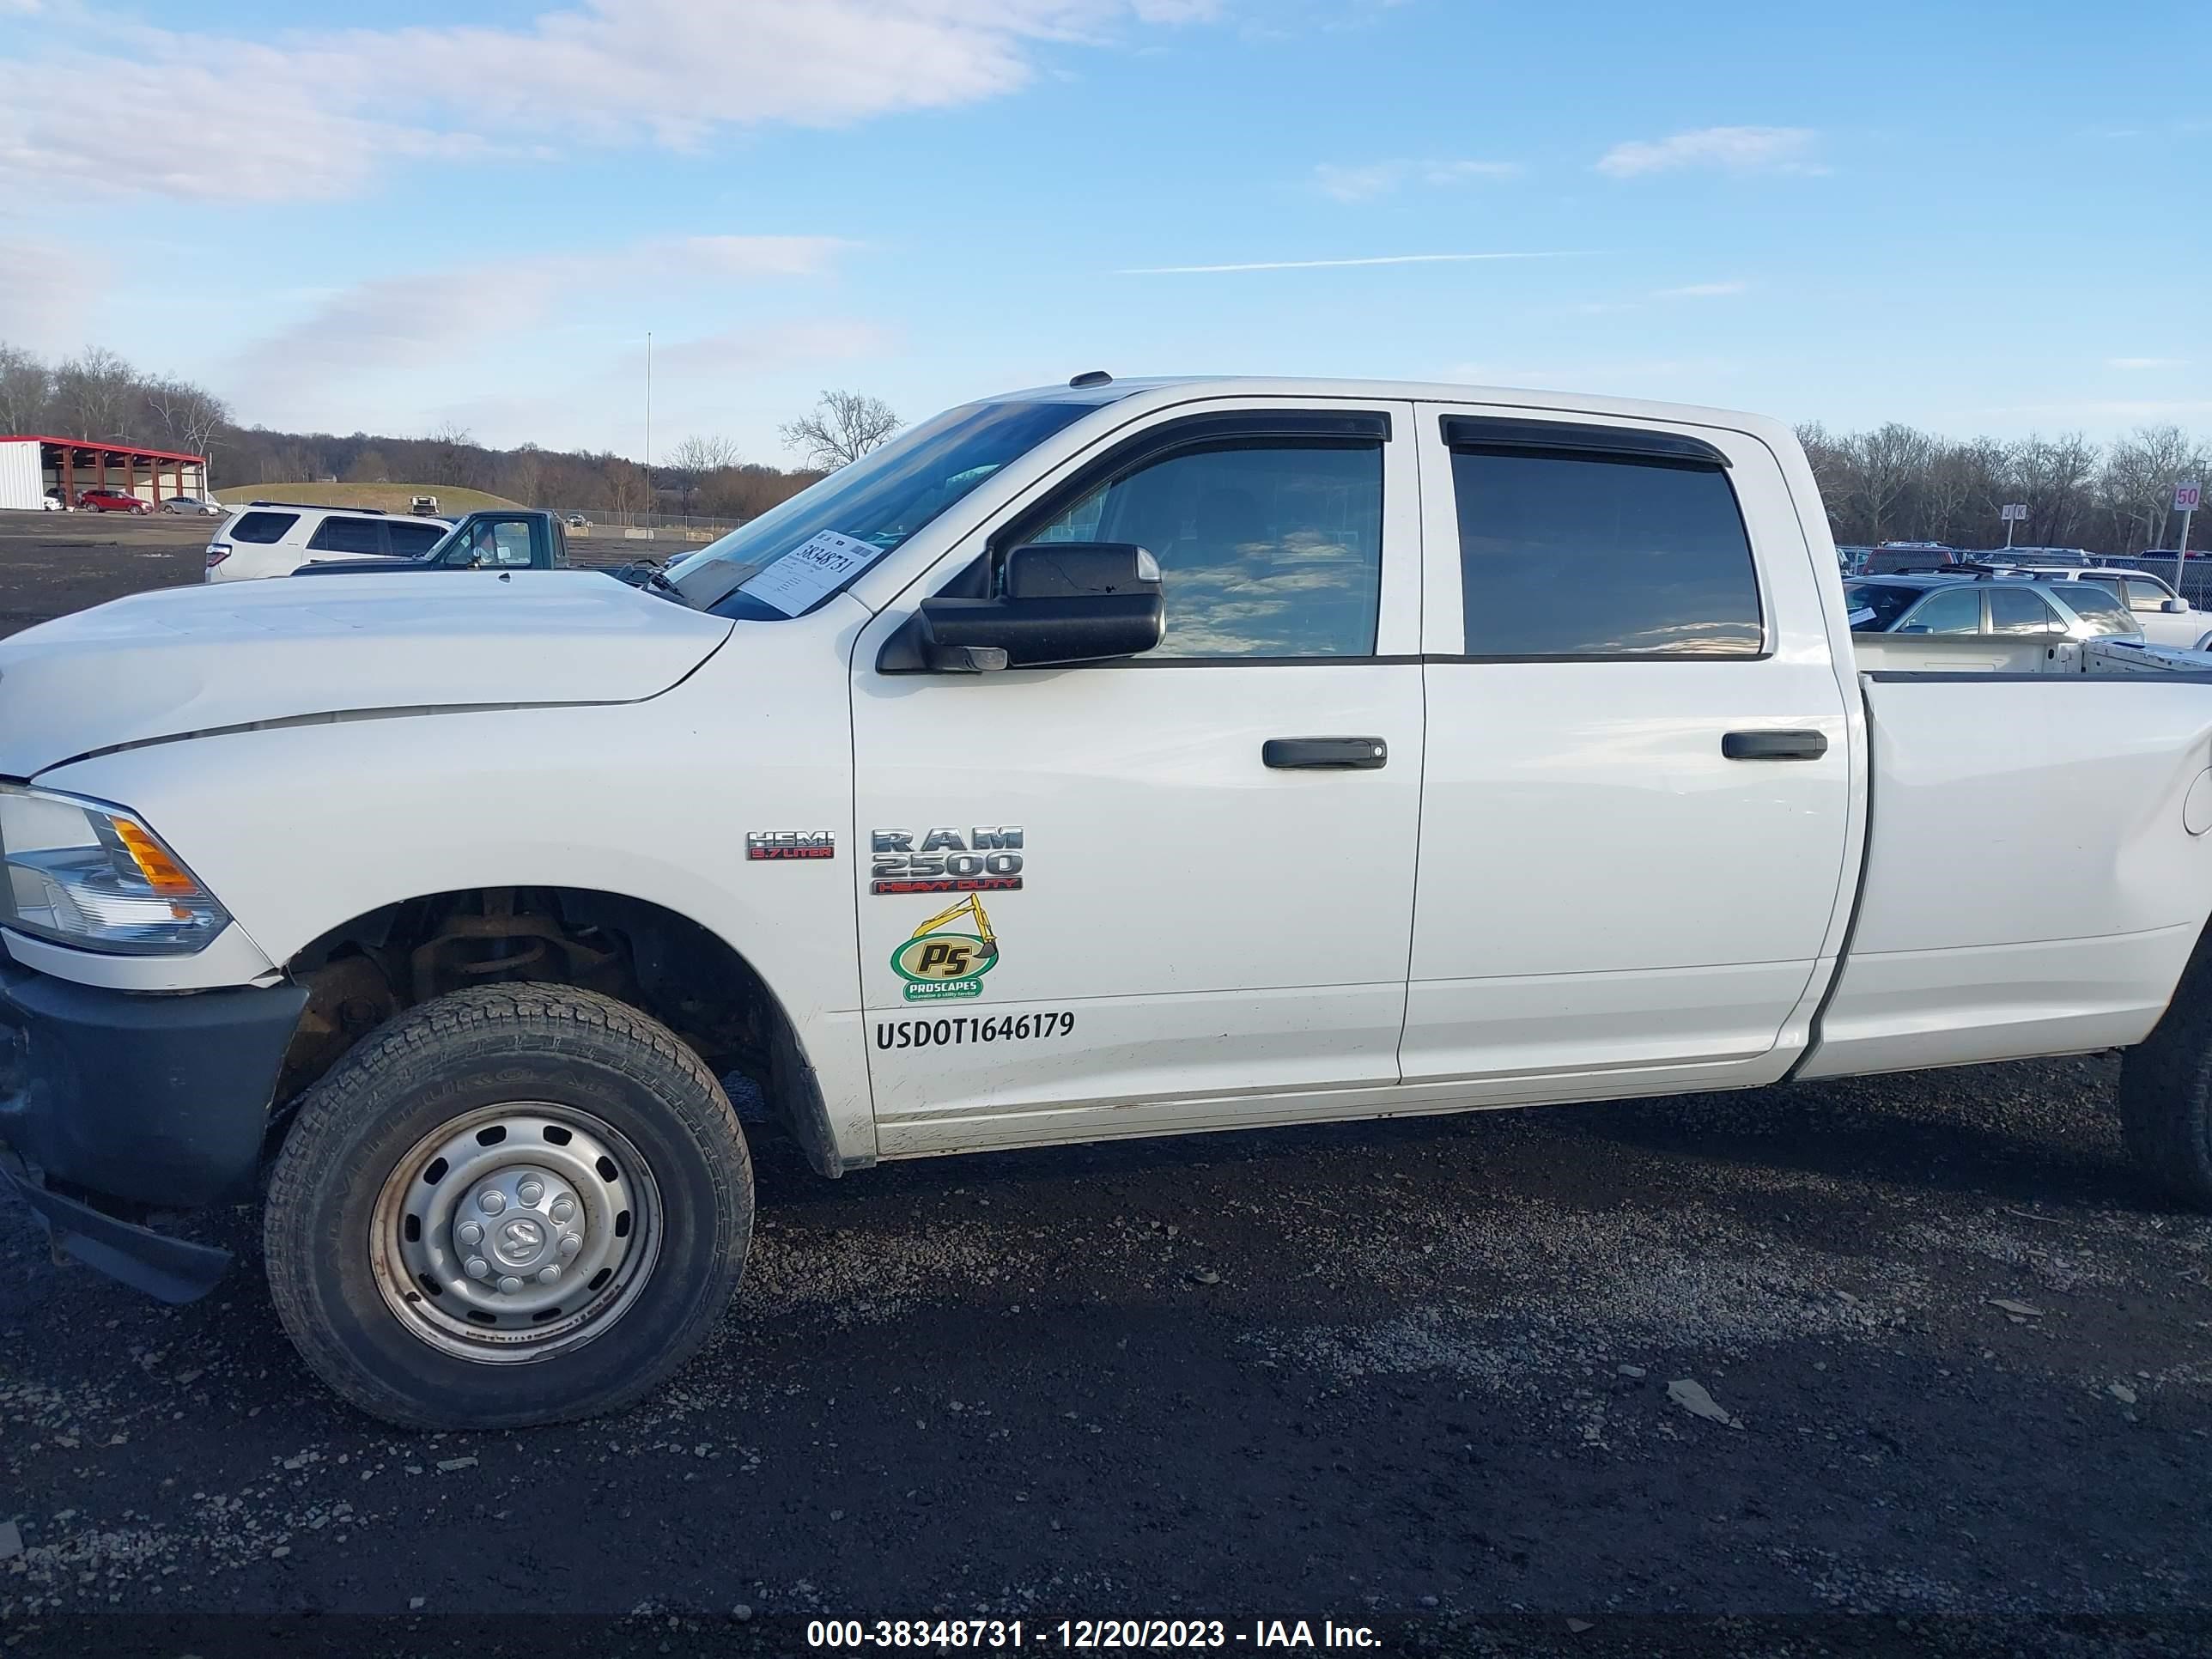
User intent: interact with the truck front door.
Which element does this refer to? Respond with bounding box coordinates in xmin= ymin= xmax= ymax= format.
xmin=850 ymin=401 xmax=1425 ymax=1152
xmin=1401 ymin=408 xmax=1856 ymax=1097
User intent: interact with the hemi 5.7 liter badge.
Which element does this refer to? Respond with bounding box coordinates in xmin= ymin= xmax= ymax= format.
xmin=871 ymin=827 xmax=1023 ymax=895
xmin=748 ymin=830 xmax=836 ymax=860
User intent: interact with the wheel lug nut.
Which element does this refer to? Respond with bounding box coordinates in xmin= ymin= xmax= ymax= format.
xmin=517 ymin=1177 xmax=544 ymax=1206
xmin=537 ymin=1265 xmax=561 ymax=1284
xmin=458 ymin=1222 xmax=483 ymax=1247
xmin=550 ymin=1198 xmax=575 ymax=1224
xmin=558 ymin=1233 xmax=582 ymax=1257
xmin=498 ymin=1275 xmax=524 ymax=1295
xmin=465 ymin=1257 xmax=490 ymax=1279
xmin=478 ymin=1188 xmax=507 ymax=1215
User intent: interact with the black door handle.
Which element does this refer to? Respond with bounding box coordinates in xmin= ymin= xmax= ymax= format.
xmin=1263 ymin=738 xmax=1388 ymax=770
xmin=1723 ymin=730 xmax=1829 ymax=762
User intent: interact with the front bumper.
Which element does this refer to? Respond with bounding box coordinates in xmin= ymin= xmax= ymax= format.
xmin=0 ymin=957 xmax=307 ymax=1299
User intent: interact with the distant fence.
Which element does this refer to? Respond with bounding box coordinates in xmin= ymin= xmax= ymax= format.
xmin=552 ymin=509 xmax=740 ymax=544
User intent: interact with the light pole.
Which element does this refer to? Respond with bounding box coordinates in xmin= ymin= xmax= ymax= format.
xmin=644 ymin=330 xmax=653 ymax=530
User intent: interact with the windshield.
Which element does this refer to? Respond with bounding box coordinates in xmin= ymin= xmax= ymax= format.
xmin=667 ymin=399 xmax=1103 ymax=617
xmin=1843 ymin=581 xmax=1926 ymax=631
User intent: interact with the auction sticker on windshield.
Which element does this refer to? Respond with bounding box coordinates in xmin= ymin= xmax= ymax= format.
xmin=739 ymin=529 xmax=884 ymax=617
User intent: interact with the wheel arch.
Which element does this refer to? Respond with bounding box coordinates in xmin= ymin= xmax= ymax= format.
xmin=271 ymin=884 xmax=858 ymax=1179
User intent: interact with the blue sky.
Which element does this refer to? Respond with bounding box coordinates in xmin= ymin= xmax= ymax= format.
xmin=1 ymin=0 xmax=2204 ymax=463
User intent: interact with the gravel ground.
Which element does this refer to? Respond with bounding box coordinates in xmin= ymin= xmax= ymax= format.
xmin=2 ymin=514 xmax=2209 ymax=1656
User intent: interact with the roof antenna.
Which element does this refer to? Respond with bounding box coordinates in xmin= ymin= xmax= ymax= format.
xmin=1068 ymin=370 xmax=1113 ymax=388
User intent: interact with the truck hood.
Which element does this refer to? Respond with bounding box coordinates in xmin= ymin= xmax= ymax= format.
xmin=0 ymin=571 xmax=734 ymax=777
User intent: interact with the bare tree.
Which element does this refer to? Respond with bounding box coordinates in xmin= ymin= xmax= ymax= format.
xmin=779 ymin=390 xmax=899 ymax=470
xmin=665 ymin=434 xmax=743 ymax=518
xmin=2100 ymin=425 xmax=2209 ymax=553
xmin=0 ymin=343 xmax=51 ymax=434
xmin=1844 ymin=423 xmax=1936 ymax=545
xmin=344 ymin=447 xmax=391 ymax=483
xmin=2003 ymin=433 xmax=2100 ymax=549
xmin=53 ymin=346 xmax=139 ymax=441
xmin=427 ymin=420 xmax=478 ymax=488
xmin=143 ymin=375 xmax=232 ymax=474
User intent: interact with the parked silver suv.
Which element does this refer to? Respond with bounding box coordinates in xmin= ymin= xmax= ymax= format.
xmin=1843 ymin=571 xmax=2143 ymax=643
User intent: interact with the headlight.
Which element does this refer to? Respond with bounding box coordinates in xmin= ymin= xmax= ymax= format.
xmin=0 ymin=784 xmax=230 ymax=956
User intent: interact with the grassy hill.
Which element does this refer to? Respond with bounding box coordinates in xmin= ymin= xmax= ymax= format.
xmin=215 ymin=483 xmax=523 ymax=513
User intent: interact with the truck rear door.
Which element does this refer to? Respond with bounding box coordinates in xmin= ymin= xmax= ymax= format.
xmin=1400 ymin=408 xmax=1856 ymax=1097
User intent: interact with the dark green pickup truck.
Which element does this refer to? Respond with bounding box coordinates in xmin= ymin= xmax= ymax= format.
xmin=289 ymin=508 xmax=569 ymax=576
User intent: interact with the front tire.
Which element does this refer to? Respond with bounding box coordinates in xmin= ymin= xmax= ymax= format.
xmin=264 ymin=984 xmax=752 ymax=1429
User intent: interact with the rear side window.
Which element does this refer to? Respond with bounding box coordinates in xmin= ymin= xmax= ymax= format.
xmin=228 ymin=512 xmax=299 ymax=544
xmin=1449 ymin=448 xmax=1761 ymax=657
xmin=2057 ymin=586 xmax=2138 ymax=637
xmin=307 ymin=516 xmax=385 ymax=555
xmin=386 ymin=521 xmax=445 ymax=556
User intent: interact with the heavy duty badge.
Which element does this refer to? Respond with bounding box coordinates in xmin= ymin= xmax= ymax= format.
xmin=891 ymin=895 xmax=1000 ymax=1002
xmin=871 ymin=827 xmax=1023 ymax=895
xmin=747 ymin=830 xmax=836 ymax=860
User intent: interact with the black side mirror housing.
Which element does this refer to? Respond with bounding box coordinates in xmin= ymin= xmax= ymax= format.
xmin=881 ymin=543 xmax=1164 ymax=673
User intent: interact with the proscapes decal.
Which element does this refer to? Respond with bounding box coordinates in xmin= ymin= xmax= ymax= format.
xmin=747 ymin=830 xmax=836 ymax=861
xmin=892 ymin=895 xmax=1000 ymax=1002
xmin=871 ymin=826 xmax=1023 ymax=895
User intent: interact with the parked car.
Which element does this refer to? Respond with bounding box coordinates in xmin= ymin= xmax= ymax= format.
xmin=409 ymin=495 xmax=440 ymax=515
xmin=1969 ymin=563 xmax=2207 ymax=649
xmin=286 ymin=509 xmax=568 ymax=577
xmin=204 ymin=502 xmax=453 ymax=582
xmin=564 ymin=514 xmax=591 ymax=528
xmin=161 ymin=495 xmax=225 ymax=518
xmin=76 ymin=489 xmax=150 ymax=514
xmin=1979 ymin=545 xmax=2098 ymax=567
xmin=40 ymin=489 xmax=65 ymax=512
xmin=1865 ymin=540 xmax=1965 ymax=574
xmin=11 ymin=374 xmax=2212 ymax=1433
xmin=1843 ymin=570 xmax=2143 ymax=644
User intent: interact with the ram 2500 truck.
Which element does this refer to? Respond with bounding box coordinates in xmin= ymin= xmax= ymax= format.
xmin=6 ymin=376 xmax=2212 ymax=1431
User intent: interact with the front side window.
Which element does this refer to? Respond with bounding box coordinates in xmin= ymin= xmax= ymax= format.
xmin=1450 ymin=449 xmax=1761 ymax=657
xmin=1026 ymin=441 xmax=1382 ymax=659
xmin=1898 ymin=586 xmax=1981 ymax=634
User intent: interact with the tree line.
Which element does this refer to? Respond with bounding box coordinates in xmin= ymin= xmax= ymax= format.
xmin=0 ymin=342 xmax=909 ymax=522
xmin=1796 ymin=422 xmax=2207 ymax=554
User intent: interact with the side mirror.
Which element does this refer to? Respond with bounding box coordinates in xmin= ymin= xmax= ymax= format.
xmin=2164 ymin=599 xmax=2189 ymax=614
xmin=881 ymin=543 xmax=1164 ymax=673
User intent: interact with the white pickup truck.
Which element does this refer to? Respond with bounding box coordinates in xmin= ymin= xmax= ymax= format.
xmin=7 ymin=375 xmax=2212 ymax=1431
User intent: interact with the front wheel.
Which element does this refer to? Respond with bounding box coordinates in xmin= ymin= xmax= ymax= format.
xmin=264 ymin=984 xmax=753 ymax=1429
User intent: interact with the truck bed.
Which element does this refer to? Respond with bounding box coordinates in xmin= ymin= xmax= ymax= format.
xmin=1799 ymin=639 xmax=2212 ymax=1078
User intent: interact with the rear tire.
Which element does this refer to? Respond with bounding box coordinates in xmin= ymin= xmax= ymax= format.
xmin=2117 ymin=939 xmax=2212 ymax=1206
xmin=264 ymin=984 xmax=752 ymax=1430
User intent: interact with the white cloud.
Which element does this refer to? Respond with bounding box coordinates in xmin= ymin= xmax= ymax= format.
xmin=225 ymin=232 xmax=863 ymax=416
xmin=2107 ymin=356 xmax=2187 ymax=370
xmin=657 ymin=319 xmax=896 ymax=377
xmin=1654 ymin=280 xmax=1749 ymax=298
xmin=1596 ymin=126 xmax=1820 ymax=179
xmin=1121 ymin=251 xmax=1577 ymax=274
xmin=0 ymin=238 xmax=103 ymax=352
xmin=1313 ymin=157 xmax=1521 ymax=202
xmin=0 ymin=0 xmax=1219 ymax=204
